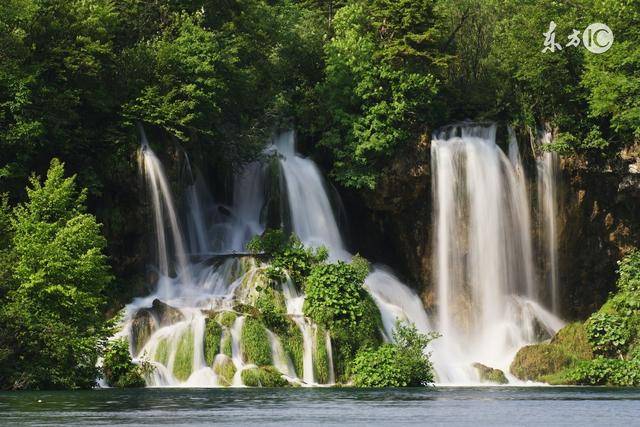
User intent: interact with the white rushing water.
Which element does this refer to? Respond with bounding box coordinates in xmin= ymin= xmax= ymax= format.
xmin=431 ymin=123 xmax=563 ymax=383
xmin=537 ymin=129 xmax=561 ymax=314
xmin=124 ymin=126 xmax=563 ymax=387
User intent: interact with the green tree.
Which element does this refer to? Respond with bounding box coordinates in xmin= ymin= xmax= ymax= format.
xmin=317 ymin=0 xmax=444 ymax=189
xmin=0 ymin=159 xmax=113 ymax=389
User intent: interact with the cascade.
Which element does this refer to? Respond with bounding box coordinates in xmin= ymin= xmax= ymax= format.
xmin=122 ymin=126 xmax=563 ymax=388
xmin=431 ymin=123 xmax=562 ymax=383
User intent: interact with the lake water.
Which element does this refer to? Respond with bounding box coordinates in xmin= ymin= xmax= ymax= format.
xmin=1 ymin=387 xmax=639 ymax=426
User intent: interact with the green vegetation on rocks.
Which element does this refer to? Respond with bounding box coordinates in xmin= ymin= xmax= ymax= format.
xmin=279 ymin=320 xmax=304 ymax=378
xmin=241 ymin=366 xmax=288 ymax=387
xmin=154 ymin=338 xmax=170 ymax=367
xmin=512 ymin=251 xmax=640 ymax=386
xmin=247 ymin=230 xmax=328 ymax=287
xmin=173 ymin=329 xmax=194 ymax=381
xmin=241 ymin=317 xmax=272 ymax=367
xmin=313 ymin=326 xmax=330 ymax=384
xmin=216 ymin=311 xmax=237 ymax=328
xmin=204 ymin=319 xmax=223 ymax=366
xmin=473 ymin=363 xmax=508 ymax=385
xmin=213 ymin=355 xmax=236 ymax=386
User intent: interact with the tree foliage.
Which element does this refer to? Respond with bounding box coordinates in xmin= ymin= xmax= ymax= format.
xmin=0 ymin=159 xmax=113 ymax=389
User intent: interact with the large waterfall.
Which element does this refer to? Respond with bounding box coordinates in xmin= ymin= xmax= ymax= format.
xmin=123 ymin=125 xmax=563 ymax=387
xmin=430 ymin=124 xmax=563 ymax=383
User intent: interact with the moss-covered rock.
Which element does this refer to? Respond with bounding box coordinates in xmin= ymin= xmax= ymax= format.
xmin=280 ymin=319 xmax=304 ymax=377
xmin=510 ymin=343 xmax=574 ymax=382
xmin=213 ymin=355 xmax=236 ymax=386
xmin=473 ymin=363 xmax=508 ymax=384
xmin=131 ymin=309 xmax=156 ymax=356
xmin=173 ymin=329 xmax=194 ymax=381
xmin=241 ymin=366 xmax=289 ymax=387
xmin=551 ymin=322 xmax=593 ymax=360
xmin=221 ymin=331 xmax=233 ymax=358
xmin=216 ymin=311 xmax=237 ymax=328
xmin=241 ymin=317 xmax=272 ymax=366
xmin=154 ymin=338 xmax=170 ymax=366
xmin=313 ymin=326 xmax=330 ymax=384
xmin=204 ymin=318 xmax=222 ymax=366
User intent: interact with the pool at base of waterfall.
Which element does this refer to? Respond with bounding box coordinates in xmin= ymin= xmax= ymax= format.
xmin=2 ymin=387 xmax=639 ymax=426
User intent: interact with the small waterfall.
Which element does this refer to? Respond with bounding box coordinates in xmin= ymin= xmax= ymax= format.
xmin=273 ymin=131 xmax=348 ymax=259
xmin=537 ymin=129 xmax=561 ymax=314
xmin=431 ymin=123 xmax=562 ymax=383
xmin=138 ymin=126 xmax=190 ymax=282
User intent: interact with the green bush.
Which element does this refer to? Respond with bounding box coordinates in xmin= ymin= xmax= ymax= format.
xmin=510 ymin=343 xmax=575 ymax=382
xmin=154 ymin=338 xmax=170 ymax=366
xmin=586 ymin=312 xmax=632 ymax=358
xmin=241 ymin=366 xmax=288 ymax=387
xmin=568 ymin=357 xmax=640 ymax=386
xmin=241 ymin=317 xmax=272 ymax=366
xmin=303 ymin=261 xmax=382 ymax=380
xmin=102 ymin=339 xmax=147 ymax=388
xmin=351 ymin=322 xmax=438 ymax=387
xmin=204 ymin=319 xmax=222 ymax=366
xmin=247 ymin=230 xmax=327 ymax=287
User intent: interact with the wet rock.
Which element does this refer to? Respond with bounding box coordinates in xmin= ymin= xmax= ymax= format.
xmin=473 ymin=363 xmax=508 ymax=384
xmin=151 ymin=298 xmax=185 ymax=326
xmin=130 ymin=299 xmax=184 ymax=355
xmin=131 ymin=309 xmax=157 ymax=356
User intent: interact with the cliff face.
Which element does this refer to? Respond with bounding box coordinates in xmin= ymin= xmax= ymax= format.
xmin=343 ymin=136 xmax=640 ymax=320
xmin=558 ymin=146 xmax=640 ymax=318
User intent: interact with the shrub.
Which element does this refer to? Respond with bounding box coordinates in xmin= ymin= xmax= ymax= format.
xmin=241 ymin=366 xmax=289 ymax=387
xmin=351 ymin=323 xmax=438 ymax=387
xmin=568 ymin=357 xmax=640 ymax=386
xmin=586 ymin=312 xmax=631 ymax=358
xmin=241 ymin=317 xmax=272 ymax=366
xmin=204 ymin=319 xmax=222 ymax=366
xmin=102 ymin=339 xmax=147 ymax=388
xmin=303 ymin=261 xmax=382 ymax=379
xmin=247 ymin=230 xmax=327 ymax=286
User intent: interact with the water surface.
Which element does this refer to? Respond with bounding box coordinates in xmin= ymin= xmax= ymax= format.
xmin=1 ymin=387 xmax=639 ymax=426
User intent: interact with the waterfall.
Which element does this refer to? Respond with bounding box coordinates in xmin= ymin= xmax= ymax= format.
xmin=125 ymin=126 xmax=563 ymax=388
xmin=431 ymin=123 xmax=562 ymax=383
xmin=138 ymin=126 xmax=190 ymax=283
xmin=272 ymin=131 xmax=348 ymax=260
xmin=537 ymin=129 xmax=561 ymax=314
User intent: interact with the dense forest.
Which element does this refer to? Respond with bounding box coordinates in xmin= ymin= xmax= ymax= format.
xmin=0 ymin=0 xmax=638 ymax=390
